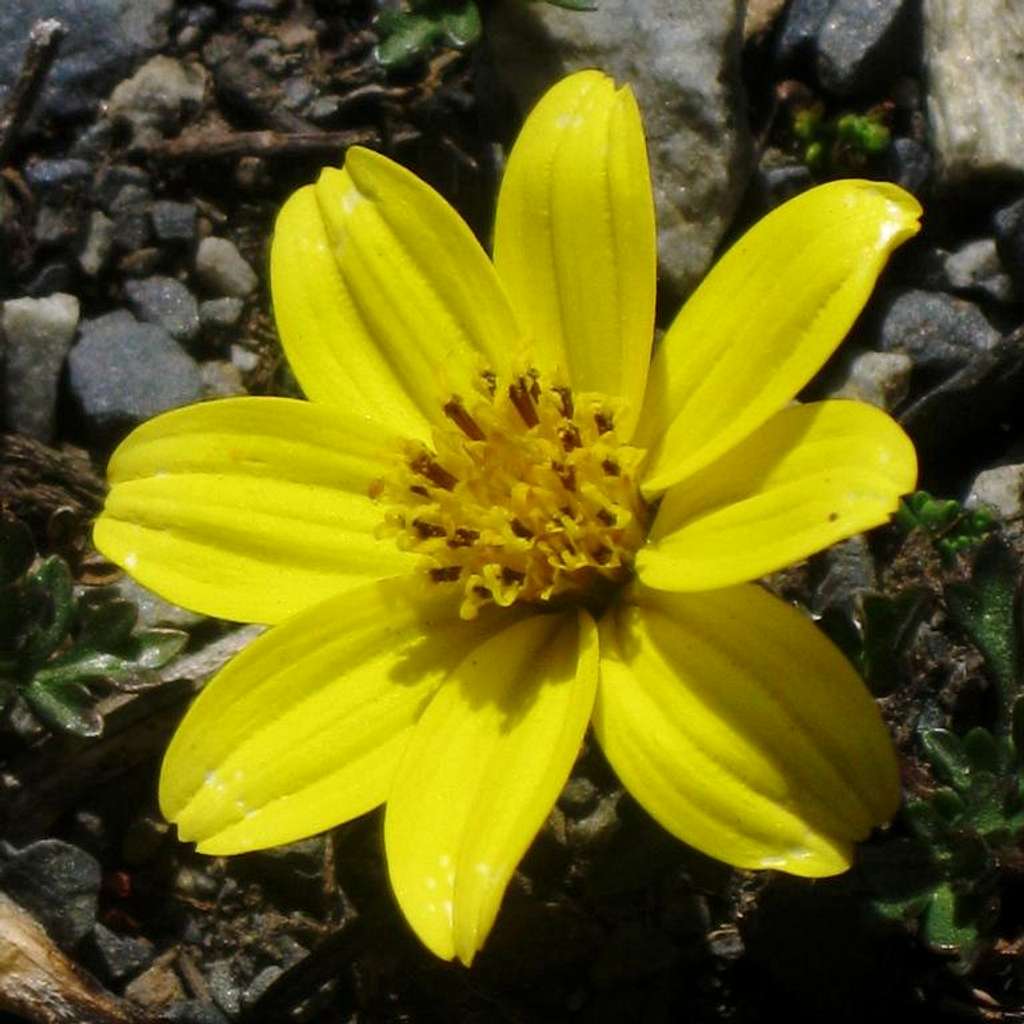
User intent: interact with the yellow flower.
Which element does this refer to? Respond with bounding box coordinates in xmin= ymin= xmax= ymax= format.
xmin=94 ymin=71 xmax=921 ymax=965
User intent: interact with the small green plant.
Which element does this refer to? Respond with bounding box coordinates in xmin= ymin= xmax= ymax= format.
xmin=374 ymin=0 xmax=596 ymax=70
xmin=863 ymin=537 xmax=1023 ymax=967
xmin=895 ymin=490 xmax=996 ymax=562
xmin=0 ymin=515 xmax=187 ymax=738
xmin=791 ymin=101 xmax=891 ymax=175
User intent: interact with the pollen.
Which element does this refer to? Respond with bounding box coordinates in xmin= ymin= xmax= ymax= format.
xmin=373 ymin=370 xmax=649 ymax=619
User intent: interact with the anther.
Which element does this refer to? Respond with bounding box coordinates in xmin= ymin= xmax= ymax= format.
xmin=552 ymin=386 xmax=574 ymax=419
xmin=596 ymin=509 xmax=616 ymax=527
xmin=430 ymin=566 xmax=462 ymax=582
xmin=410 ymin=453 xmax=457 ymax=491
xmin=552 ymin=462 xmax=576 ymax=492
xmin=443 ymin=397 xmax=485 ymax=441
xmin=559 ymin=424 xmax=582 ymax=451
xmin=448 ymin=527 xmax=480 ymax=548
xmin=481 ymin=370 xmax=497 ymax=396
xmin=501 ymin=567 xmax=526 ymax=586
xmin=594 ymin=411 xmax=614 ymax=435
xmin=508 ymin=377 xmax=539 ymax=427
xmin=413 ymin=518 xmax=446 ymax=539
xmin=510 ymin=518 xmax=534 ymax=539
xmin=601 ymin=458 xmax=620 ymax=476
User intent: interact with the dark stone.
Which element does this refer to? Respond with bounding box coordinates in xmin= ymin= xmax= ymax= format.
xmin=0 ymin=0 xmax=174 ymax=121
xmin=242 ymin=966 xmax=283 ymax=1011
xmin=150 ymin=200 xmax=198 ymax=244
xmin=874 ymin=289 xmax=1000 ymax=374
xmin=199 ymin=297 xmax=244 ymax=330
xmin=886 ymin=136 xmax=932 ymax=194
xmin=34 ymin=204 xmax=79 ymax=247
xmin=993 ymin=195 xmax=1024 ymax=289
xmin=68 ymin=309 xmax=204 ymax=435
xmin=109 ymin=184 xmax=153 ymax=251
xmin=125 ymin=275 xmax=200 ymax=342
xmin=755 ymin=162 xmax=815 ymax=211
xmin=774 ymin=0 xmax=831 ymax=68
xmin=809 ymin=535 xmax=877 ymax=616
xmin=206 ymin=960 xmax=242 ymax=1017
xmin=163 ymin=1002 xmax=230 ymax=1024
xmin=816 ymin=0 xmax=914 ymax=95
xmin=96 ymin=165 xmax=151 ymax=211
xmin=24 ymin=157 xmax=92 ymax=196
xmin=26 ymin=260 xmax=73 ymax=296
xmin=85 ymin=922 xmax=155 ymax=982
xmin=0 ymin=839 xmax=101 ymax=949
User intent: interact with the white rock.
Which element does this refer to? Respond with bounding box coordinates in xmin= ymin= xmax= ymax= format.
xmin=196 ymin=237 xmax=258 ymax=297
xmin=1 ymin=293 xmax=80 ymax=441
xmin=923 ymin=0 xmax=1024 ymax=182
xmin=107 ymin=55 xmax=207 ymax=148
xmin=966 ymin=464 xmax=1024 ymax=520
xmin=827 ymin=349 xmax=913 ymax=411
xmin=485 ymin=0 xmax=751 ymax=302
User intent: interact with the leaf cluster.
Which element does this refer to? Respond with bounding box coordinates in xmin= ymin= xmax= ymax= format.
xmin=0 ymin=516 xmax=187 ymax=738
xmin=790 ymin=100 xmax=891 ymax=176
xmin=895 ymin=490 xmax=995 ymax=563
xmin=373 ymin=0 xmax=596 ymax=71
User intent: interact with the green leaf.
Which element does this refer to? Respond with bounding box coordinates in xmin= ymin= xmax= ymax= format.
xmin=946 ymin=538 xmax=1021 ymax=703
xmin=34 ymin=649 xmax=146 ymax=689
xmin=116 ymin=628 xmax=188 ymax=672
xmin=77 ymin=596 xmax=138 ymax=650
xmin=23 ymin=557 xmax=74 ymax=664
xmin=1011 ymin=694 xmax=1024 ymax=761
xmin=921 ymin=883 xmax=994 ymax=964
xmin=439 ymin=1 xmax=482 ymax=47
xmin=962 ymin=726 xmax=1001 ymax=774
xmin=375 ymin=13 xmax=443 ymax=69
xmin=920 ymin=728 xmax=972 ymax=791
xmin=23 ymin=675 xmax=103 ymax=738
xmin=859 ymin=589 xmax=927 ymax=694
xmin=536 ymin=0 xmax=597 ymax=9
xmin=0 ymin=517 xmax=35 ymax=587
xmin=860 ymin=836 xmax=942 ymax=901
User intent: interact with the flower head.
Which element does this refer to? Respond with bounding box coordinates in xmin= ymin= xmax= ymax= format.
xmin=94 ymin=71 xmax=921 ymax=965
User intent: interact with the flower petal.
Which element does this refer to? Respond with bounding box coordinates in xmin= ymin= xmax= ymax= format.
xmin=94 ymin=397 xmax=416 ymax=624
xmin=271 ymin=148 xmax=521 ymax=439
xmin=161 ymin=577 xmax=504 ymax=854
xmin=593 ymin=584 xmax=899 ymax=877
xmin=637 ymin=180 xmax=922 ymax=495
xmin=385 ymin=610 xmax=598 ymax=964
xmin=493 ymin=70 xmax=657 ymax=438
xmin=637 ymin=400 xmax=917 ymax=592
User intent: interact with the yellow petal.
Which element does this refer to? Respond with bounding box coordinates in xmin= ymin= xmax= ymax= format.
xmin=637 ymin=400 xmax=917 ymax=592
xmin=94 ymin=397 xmax=416 ymax=624
xmin=385 ymin=610 xmax=598 ymax=964
xmin=493 ymin=70 xmax=656 ymax=438
xmin=637 ymin=179 xmax=922 ymax=495
xmin=271 ymin=148 xmax=520 ymax=439
xmin=593 ymin=584 xmax=899 ymax=877
xmin=161 ymin=577 xmax=504 ymax=854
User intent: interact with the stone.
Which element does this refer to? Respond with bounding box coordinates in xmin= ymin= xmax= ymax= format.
xmin=230 ymin=343 xmax=259 ymax=372
xmin=753 ymin=160 xmax=814 ymax=211
xmin=816 ymin=0 xmax=914 ymax=95
xmin=25 ymin=261 xmax=73 ymax=297
xmin=96 ymin=164 xmax=151 ymax=211
xmin=242 ymin=966 xmax=283 ymax=1010
xmin=966 ymin=464 xmax=1024 ymax=520
xmin=86 ymin=922 xmax=155 ymax=982
xmin=125 ymin=275 xmax=200 ymax=342
xmin=923 ymin=0 xmax=1024 ymax=183
xmin=34 ymin=204 xmax=79 ymax=247
xmin=206 ymin=960 xmax=242 ymax=1017
xmin=24 ymin=157 xmax=92 ymax=196
xmin=112 ymin=575 xmax=204 ymax=629
xmin=199 ymin=297 xmax=244 ymax=330
xmin=109 ymin=184 xmax=153 ymax=251
xmin=1 ymin=292 xmax=79 ymax=441
xmin=68 ymin=310 xmax=204 ymax=435
xmin=0 ymin=0 xmax=174 ymax=121
xmin=886 ymin=136 xmax=932 ymax=194
xmin=810 ymin=535 xmax=878 ymax=616
xmin=0 ymin=839 xmax=100 ymax=949
xmin=124 ymin=958 xmax=186 ymax=1009
xmin=774 ymin=0 xmax=831 ymax=67
xmin=485 ymin=0 xmax=751 ymax=303
xmin=151 ymin=200 xmax=198 ymax=244
xmin=78 ymin=210 xmax=115 ymax=277
xmin=944 ymin=238 xmax=1016 ymax=304
xmin=163 ymin=1002 xmax=230 ymax=1024
xmin=993 ymin=195 xmax=1024 ymax=290
xmin=196 ymin=237 xmax=259 ymax=297
xmin=825 ymin=348 xmax=913 ymax=411
xmin=107 ymin=55 xmax=207 ymax=148
xmin=200 ymin=360 xmax=246 ymax=397
xmin=874 ymin=289 xmax=1000 ymax=373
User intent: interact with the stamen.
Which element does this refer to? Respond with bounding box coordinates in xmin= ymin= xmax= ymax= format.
xmin=601 ymin=459 xmax=620 ymax=476
xmin=431 ymin=566 xmax=461 ymax=582
xmin=443 ymin=397 xmax=485 ymax=441
xmin=594 ymin=411 xmax=614 ymax=435
xmin=410 ymin=453 xmax=457 ymax=491
xmin=552 ymin=386 xmax=574 ymax=419
xmin=413 ymin=519 xmax=446 ymax=539
xmin=559 ymin=424 xmax=582 ymax=451
xmin=510 ymin=519 xmax=534 ymax=539
xmin=481 ymin=370 xmax=497 ymax=396
xmin=448 ymin=527 xmax=480 ymax=548
xmin=509 ymin=377 xmax=539 ymax=427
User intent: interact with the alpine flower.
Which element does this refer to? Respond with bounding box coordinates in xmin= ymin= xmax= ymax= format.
xmin=94 ymin=70 xmax=922 ymax=965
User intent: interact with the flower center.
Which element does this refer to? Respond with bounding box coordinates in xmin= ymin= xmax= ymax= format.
xmin=373 ymin=369 xmax=649 ymax=619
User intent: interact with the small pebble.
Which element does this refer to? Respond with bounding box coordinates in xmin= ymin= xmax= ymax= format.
xmin=125 ymin=275 xmax=200 ymax=342
xmin=196 ymin=237 xmax=258 ymax=297
xmin=230 ymin=343 xmax=260 ymax=372
xmin=200 ymin=297 xmax=244 ymax=330
xmin=79 ymin=210 xmax=115 ymax=276
xmin=124 ymin=958 xmax=186 ymax=1010
xmin=966 ymin=464 xmax=1024 ymax=521
xmin=151 ymin=200 xmax=199 ymax=244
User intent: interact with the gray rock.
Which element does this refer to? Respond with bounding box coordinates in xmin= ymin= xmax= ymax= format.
xmin=993 ymin=195 xmax=1024 ymax=290
xmin=207 ymin=960 xmax=242 ymax=1017
xmin=754 ymin=160 xmax=814 ymax=211
xmin=0 ymin=839 xmax=101 ymax=949
xmin=26 ymin=261 xmax=72 ymax=297
xmin=68 ymin=309 xmax=204 ymax=434
xmin=110 ymin=184 xmax=153 ymax=251
xmin=817 ymin=0 xmax=914 ymax=95
xmin=107 ymin=55 xmax=207 ymax=148
xmin=78 ymin=210 xmax=115 ymax=276
xmin=281 ymin=75 xmax=315 ymax=111
xmin=774 ymin=0 xmax=831 ymax=66
xmin=200 ymin=360 xmax=246 ymax=397
xmin=112 ymin=575 xmax=204 ymax=629
xmin=810 ymin=535 xmax=877 ymax=616
xmin=200 ymin=297 xmax=244 ymax=330
xmin=944 ymin=238 xmax=1016 ymax=304
xmin=24 ymin=157 xmax=91 ymax=196
xmin=485 ymin=0 xmax=751 ymax=303
xmin=125 ymin=275 xmax=200 ymax=342
xmin=124 ymin=958 xmax=185 ymax=1009
xmin=0 ymin=0 xmax=174 ymax=121
xmin=33 ymin=203 xmax=78 ymax=247
xmin=96 ymin=164 xmax=150 ymax=211
xmin=886 ymin=136 xmax=932 ymax=194
xmin=243 ymin=966 xmax=283 ymax=1011
xmin=86 ymin=922 xmax=155 ymax=982
xmin=196 ymin=237 xmax=259 ymax=297
xmin=966 ymin=464 xmax=1024 ymax=520
xmin=924 ymin=0 xmax=1024 ymax=183
xmin=151 ymin=200 xmax=198 ymax=244
xmin=1 ymin=292 xmax=80 ymax=441
xmin=826 ymin=348 xmax=913 ymax=411
xmin=875 ymin=289 xmax=1000 ymax=373
xmin=230 ymin=343 xmax=259 ymax=372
